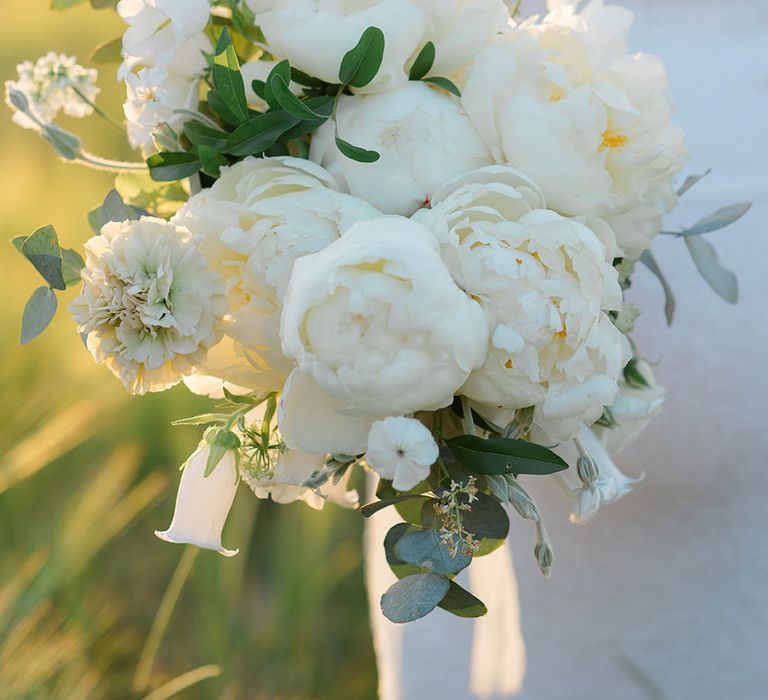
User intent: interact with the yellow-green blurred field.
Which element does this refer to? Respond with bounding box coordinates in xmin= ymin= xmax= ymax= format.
xmin=0 ymin=4 xmax=376 ymax=698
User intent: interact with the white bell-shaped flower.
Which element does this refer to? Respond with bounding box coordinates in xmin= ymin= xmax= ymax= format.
xmin=155 ymin=442 xmax=240 ymax=557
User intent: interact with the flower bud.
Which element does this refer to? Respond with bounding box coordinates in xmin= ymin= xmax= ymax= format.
xmin=569 ymin=486 xmax=602 ymax=525
xmin=506 ymin=477 xmax=540 ymax=522
xmin=576 ymin=452 xmax=601 ymax=488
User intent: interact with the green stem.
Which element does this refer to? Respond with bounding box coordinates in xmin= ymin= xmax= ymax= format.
xmin=511 ymin=0 xmax=523 ymax=18
xmin=461 ymin=396 xmax=476 ymax=437
xmin=69 ymin=84 xmax=125 ymax=134
xmin=76 ymin=151 xmax=148 ymax=172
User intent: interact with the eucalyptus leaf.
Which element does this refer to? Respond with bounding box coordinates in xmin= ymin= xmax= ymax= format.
xmin=424 ymin=76 xmax=461 ymax=97
xmin=458 ymin=493 xmax=510 ymax=540
xmin=21 ymin=287 xmax=57 ymax=345
xmin=20 ymin=225 xmax=66 ymax=290
xmin=396 ymin=528 xmax=471 ymax=575
xmin=446 ymin=435 xmax=568 ymax=476
xmin=42 ymin=125 xmax=81 ymax=160
xmin=676 ymin=169 xmax=712 ymax=197
xmin=639 ymin=249 xmax=676 ymax=325
xmin=335 ymin=135 xmax=380 ymax=163
xmin=147 ymin=151 xmax=202 ymax=182
xmin=409 ymin=41 xmax=436 ymax=81
xmin=213 ymin=29 xmax=249 ymax=124
xmin=101 ymin=189 xmax=134 ymax=225
xmin=339 ymin=26 xmax=385 ymax=88
xmin=11 ymin=236 xmax=26 ymax=253
xmin=61 ymin=248 xmax=85 ymax=287
xmin=438 ymin=581 xmax=488 ymax=619
xmin=226 ymin=110 xmax=300 ymax=157
xmin=380 ymin=573 xmax=450 ymax=624
xmin=90 ymin=36 xmax=123 ymax=64
xmin=50 ymin=0 xmax=87 ymax=9
xmin=683 ymin=202 xmax=752 ymax=236
xmin=685 ymin=235 xmax=738 ymax=303
xmin=383 ymin=523 xmax=423 ymax=580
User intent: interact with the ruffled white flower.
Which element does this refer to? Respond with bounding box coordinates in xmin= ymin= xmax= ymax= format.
xmin=416 ymin=166 xmax=629 ymax=442
xmin=462 ymin=1 xmax=686 ymax=257
xmin=365 ymin=417 xmax=439 ymax=491
xmin=70 ymin=217 xmax=226 ymax=395
xmin=310 ymin=81 xmax=491 ymax=216
xmin=255 ymin=0 xmax=509 ymax=94
xmin=124 ymin=67 xmax=199 ymax=150
xmin=4 ymin=53 xmax=99 ymax=130
xmin=155 ymin=441 xmax=239 ymax=557
xmin=280 ymin=216 xmax=490 ymax=417
xmin=174 ymin=156 xmax=381 ymax=394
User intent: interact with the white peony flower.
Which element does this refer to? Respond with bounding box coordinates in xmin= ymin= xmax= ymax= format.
xmin=4 ymin=53 xmax=99 ymax=131
xmin=174 ymin=156 xmax=381 ymax=394
xmin=70 ymin=217 xmax=226 ymax=395
xmin=416 ymin=166 xmax=629 ymax=442
xmin=123 ymin=67 xmax=199 ymax=150
xmin=155 ymin=441 xmax=239 ymax=556
xmin=462 ymin=1 xmax=686 ymax=257
xmin=365 ymin=417 xmax=439 ymax=491
xmin=280 ymin=216 xmax=490 ymax=417
xmin=310 ymin=81 xmax=491 ymax=216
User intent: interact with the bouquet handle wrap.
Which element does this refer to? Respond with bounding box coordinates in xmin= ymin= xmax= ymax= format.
xmin=364 ymin=478 xmax=526 ymax=699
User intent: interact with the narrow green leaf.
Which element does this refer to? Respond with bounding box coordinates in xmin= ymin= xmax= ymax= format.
xmin=683 ymin=202 xmax=752 ymax=237
xmin=263 ymin=60 xmax=292 ymax=111
xmin=279 ymin=96 xmax=334 ymax=140
xmin=21 ymin=287 xmax=57 ymax=345
xmin=424 ymin=76 xmax=461 ymax=97
xmin=339 ymin=26 xmax=386 ymax=88
xmin=335 ymin=135 xmax=380 ymax=163
xmin=446 ymin=435 xmax=568 ymax=476
xmin=204 ymin=428 xmax=241 ymax=477
xmin=685 ymin=235 xmax=738 ymax=303
xmin=198 ymin=145 xmax=229 ymax=178
xmin=381 ymin=573 xmax=450 ymax=624
xmin=207 ymin=90 xmax=241 ymax=127
xmin=213 ymin=29 xmax=249 ymax=123
xmin=171 ymin=413 xmax=232 ymax=427
xmin=438 ymin=581 xmax=488 ymax=618
xmin=42 ymin=125 xmax=81 ymax=160
xmin=677 ymin=169 xmax=712 ymax=197
xmin=61 ymin=248 xmax=85 ymax=287
xmin=147 ymin=152 xmax=202 ymax=182
xmin=623 ymin=358 xmax=651 ymax=389
xmin=225 ymin=110 xmax=299 ymax=157
xmin=395 ymin=528 xmax=472 ymax=575
xmin=251 ymin=79 xmax=266 ymax=100
xmin=639 ymin=249 xmax=675 ymax=325
xmin=21 ymin=225 xmax=66 ymax=290
xmin=270 ymin=74 xmax=325 ymax=120
xmin=89 ymin=36 xmax=123 ymax=64
xmin=360 ymin=494 xmax=430 ymax=518
xmin=290 ymin=67 xmax=327 ymax=89
xmin=50 ymin=0 xmax=87 ymax=9
xmin=184 ymin=121 xmax=230 ymax=149
xmin=409 ymin=41 xmax=436 ymax=81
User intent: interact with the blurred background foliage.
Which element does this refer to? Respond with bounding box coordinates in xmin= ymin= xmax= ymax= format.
xmin=0 ymin=4 xmax=376 ymax=698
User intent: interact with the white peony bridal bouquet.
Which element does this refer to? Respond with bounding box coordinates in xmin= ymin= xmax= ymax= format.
xmin=7 ymin=0 xmax=751 ymax=625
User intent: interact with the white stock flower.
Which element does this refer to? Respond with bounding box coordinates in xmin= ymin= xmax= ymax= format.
xmin=280 ymin=216 xmax=490 ymax=417
xmin=462 ymin=1 xmax=686 ymax=257
xmin=416 ymin=166 xmax=629 ymax=442
xmin=70 ymin=217 xmax=225 ymax=395
xmin=155 ymin=442 xmax=239 ymax=556
xmin=365 ymin=417 xmax=439 ymax=491
xmin=174 ymin=156 xmax=380 ymax=394
xmin=4 ymin=53 xmax=99 ymax=130
xmin=310 ymin=81 xmax=491 ymax=216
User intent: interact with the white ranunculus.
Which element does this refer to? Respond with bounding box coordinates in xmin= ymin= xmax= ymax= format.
xmin=416 ymin=166 xmax=629 ymax=443
xmin=70 ymin=217 xmax=225 ymax=395
xmin=462 ymin=1 xmax=686 ymax=258
xmin=174 ymin=157 xmax=380 ymax=394
xmin=280 ymin=216 xmax=490 ymax=417
xmin=155 ymin=442 xmax=239 ymax=556
xmin=365 ymin=417 xmax=439 ymax=491
xmin=310 ymin=81 xmax=491 ymax=216
xmin=594 ymin=359 xmax=666 ymax=456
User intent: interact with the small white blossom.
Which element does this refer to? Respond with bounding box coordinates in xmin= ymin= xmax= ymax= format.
xmin=4 ymin=52 xmax=99 ymax=131
xmin=365 ymin=417 xmax=439 ymax=491
xmin=70 ymin=217 xmax=226 ymax=395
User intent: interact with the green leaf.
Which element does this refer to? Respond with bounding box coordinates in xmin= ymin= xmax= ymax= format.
xmin=639 ymin=249 xmax=675 ymax=326
xmin=685 ymin=235 xmax=738 ymax=304
xmin=50 ymin=0 xmax=87 ymax=9
xmin=395 ymin=528 xmax=471 ymax=575
xmin=21 ymin=287 xmax=57 ymax=345
xmin=677 ymin=169 xmax=712 ymax=197
xmin=11 ymin=235 xmax=27 ymax=253
xmin=335 ymin=135 xmax=380 ymax=163
xmin=61 ymin=248 xmax=85 ymax=287
xmin=225 ymin=111 xmax=300 ymax=157
xmin=683 ymin=202 xmax=752 ymax=236
xmin=384 ymin=523 xmax=423 ymax=580
xmin=204 ymin=428 xmax=241 ymax=477
xmin=147 ymin=152 xmax=202 ymax=182
xmin=623 ymin=358 xmax=651 ymax=389
xmin=395 ymin=494 xmax=436 ymax=526
xmin=339 ymin=26 xmax=386 ymax=88
xmin=89 ymin=37 xmax=123 ymax=64
xmin=289 ymin=67 xmax=327 ymax=89
xmin=409 ymin=41 xmax=436 ymax=81
xmin=101 ymin=189 xmax=134 ymax=225
xmin=279 ymin=96 xmax=334 ymax=140
xmin=42 ymin=125 xmax=81 ymax=160
xmin=171 ymin=413 xmax=232 ymax=427
xmin=198 ymin=145 xmax=229 ymax=178
xmin=380 ymin=573 xmax=450 ymax=624
xmin=424 ymin=76 xmax=461 ymax=97
xmin=270 ymin=74 xmax=326 ymax=120
xmin=263 ymin=60 xmax=292 ymax=111
xmin=184 ymin=121 xmax=231 ymax=150
xmin=207 ymin=90 xmax=241 ymax=127
xmin=438 ymin=581 xmax=488 ymax=618
xmin=360 ymin=494 xmax=430 ymax=518
xmin=446 ymin=435 xmax=568 ymax=476
xmin=213 ymin=28 xmax=249 ymax=124
xmin=459 ymin=493 xmax=510 ymax=540
xmin=20 ymin=225 xmax=66 ymax=290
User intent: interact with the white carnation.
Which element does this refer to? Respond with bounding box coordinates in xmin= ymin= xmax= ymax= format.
xmin=280 ymin=216 xmax=490 ymax=417
xmin=310 ymin=81 xmax=491 ymax=216
xmin=416 ymin=166 xmax=629 ymax=442
xmin=70 ymin=217 xmax=225 ymax=395
xmin=462 ymin=1 xmax=686 ymax=257
xmin=174 ymin=156 xmax=381 ymax=394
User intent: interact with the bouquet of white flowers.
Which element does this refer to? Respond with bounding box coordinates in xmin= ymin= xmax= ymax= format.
xmin=7 ymin=0 xmax=750 ymax=627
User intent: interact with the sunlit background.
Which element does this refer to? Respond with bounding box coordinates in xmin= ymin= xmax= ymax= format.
xmin=0 ymin=4 xmax=376 ymax=698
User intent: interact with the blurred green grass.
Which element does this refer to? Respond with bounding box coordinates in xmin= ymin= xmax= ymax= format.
xmin=0 ymin=4 xmax=376 ymax=698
